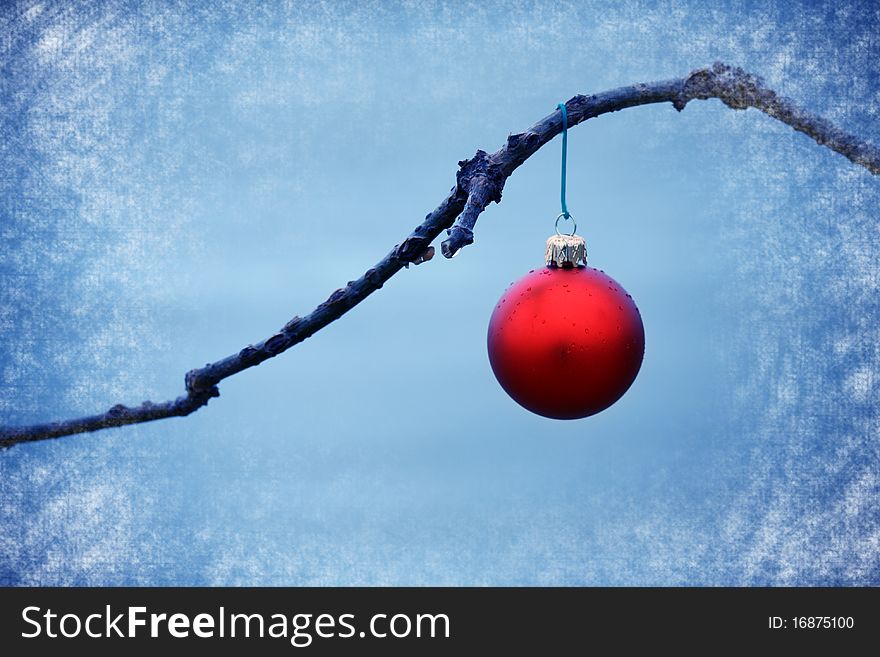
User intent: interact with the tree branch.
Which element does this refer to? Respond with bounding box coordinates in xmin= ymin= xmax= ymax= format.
xmin=2 ymin=62 xmax=878 ymax=448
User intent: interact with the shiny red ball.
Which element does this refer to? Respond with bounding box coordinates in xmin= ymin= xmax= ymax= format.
xmin=487 ymin=266 xmax=645 ymax=419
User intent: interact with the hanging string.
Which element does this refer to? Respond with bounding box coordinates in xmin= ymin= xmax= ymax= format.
xmin=557 ymin=102 xmax=570 ymax=220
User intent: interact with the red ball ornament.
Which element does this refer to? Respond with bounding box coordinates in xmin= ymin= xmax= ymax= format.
xmin=487 ymin=232 xmax=644 ymax=419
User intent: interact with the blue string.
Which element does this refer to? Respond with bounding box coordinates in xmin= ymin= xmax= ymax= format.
xmin=557 ymin=102 xmax=570 ymax=219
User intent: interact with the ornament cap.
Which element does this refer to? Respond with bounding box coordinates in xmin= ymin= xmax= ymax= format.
xmin=545 ymin=233 xmax=587 ymax=268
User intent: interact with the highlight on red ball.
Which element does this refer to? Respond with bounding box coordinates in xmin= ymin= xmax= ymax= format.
xmin=487 ymin=266 xmax=645 ymax=419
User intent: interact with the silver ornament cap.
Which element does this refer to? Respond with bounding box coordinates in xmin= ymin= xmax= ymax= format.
xmin=545 ymin=233 xmax=587 ymax=268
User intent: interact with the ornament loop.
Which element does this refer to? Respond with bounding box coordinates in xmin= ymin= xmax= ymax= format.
xmin=555 ymin=212 xmax=577 ymax=236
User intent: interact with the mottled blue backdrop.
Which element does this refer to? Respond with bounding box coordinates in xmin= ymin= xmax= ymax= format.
xmin=1 ymin=0 xmax=878 ymax=585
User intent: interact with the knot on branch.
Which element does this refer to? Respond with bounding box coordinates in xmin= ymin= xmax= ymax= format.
xmin=505 ymin=130 xmax=543 ymax=166
xmin=675 ymin=61 xmax=769 ymax=111
xmin=282 ymin=315 xmax=302 ymax=333
xmin=410 ymin=245 xmax=435 ymax=265
xmin=239 ymin=345 xmax=261 ymax=362
xmin=185 ymin=367 xmax=219 ymax=395
xmin=394 ymin=236 xmax=435 ymax=267
xmin=440 ymin=150 xmax=506 ymax=258
xmin=177 ymin=387 xmax=219 ymax=416
xmin=365 ymin=267 xmax=384 ymax=289
xmin=107 ymin=404 xmax=130 ymax=418
xmin=326 ymin=287 xmax=346 ymax=304
xmin=264 ymin=332 xmax=288 ymax=355
xmin=453 ymin=149 xmax=505 ymax=199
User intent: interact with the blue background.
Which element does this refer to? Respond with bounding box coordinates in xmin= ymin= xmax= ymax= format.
xmin=1 ymin=0 xmax=878 ymax=585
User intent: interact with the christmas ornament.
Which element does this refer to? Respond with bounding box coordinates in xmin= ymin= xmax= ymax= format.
xmin=486 ymin=103 xmax=645 ymax=419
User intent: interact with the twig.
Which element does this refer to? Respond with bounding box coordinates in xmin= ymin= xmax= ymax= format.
xmin=2 ymin=62 xmax=878 ymax=448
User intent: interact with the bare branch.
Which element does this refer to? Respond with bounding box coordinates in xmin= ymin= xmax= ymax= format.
xmin=2 ymin=62 xmax=878 ymax=448
xmin=441 ymin=62 xmax=879 ymax=256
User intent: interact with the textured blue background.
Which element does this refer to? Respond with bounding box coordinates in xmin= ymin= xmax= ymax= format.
xmin=1 ymin=0 xmax=878 ymax=585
